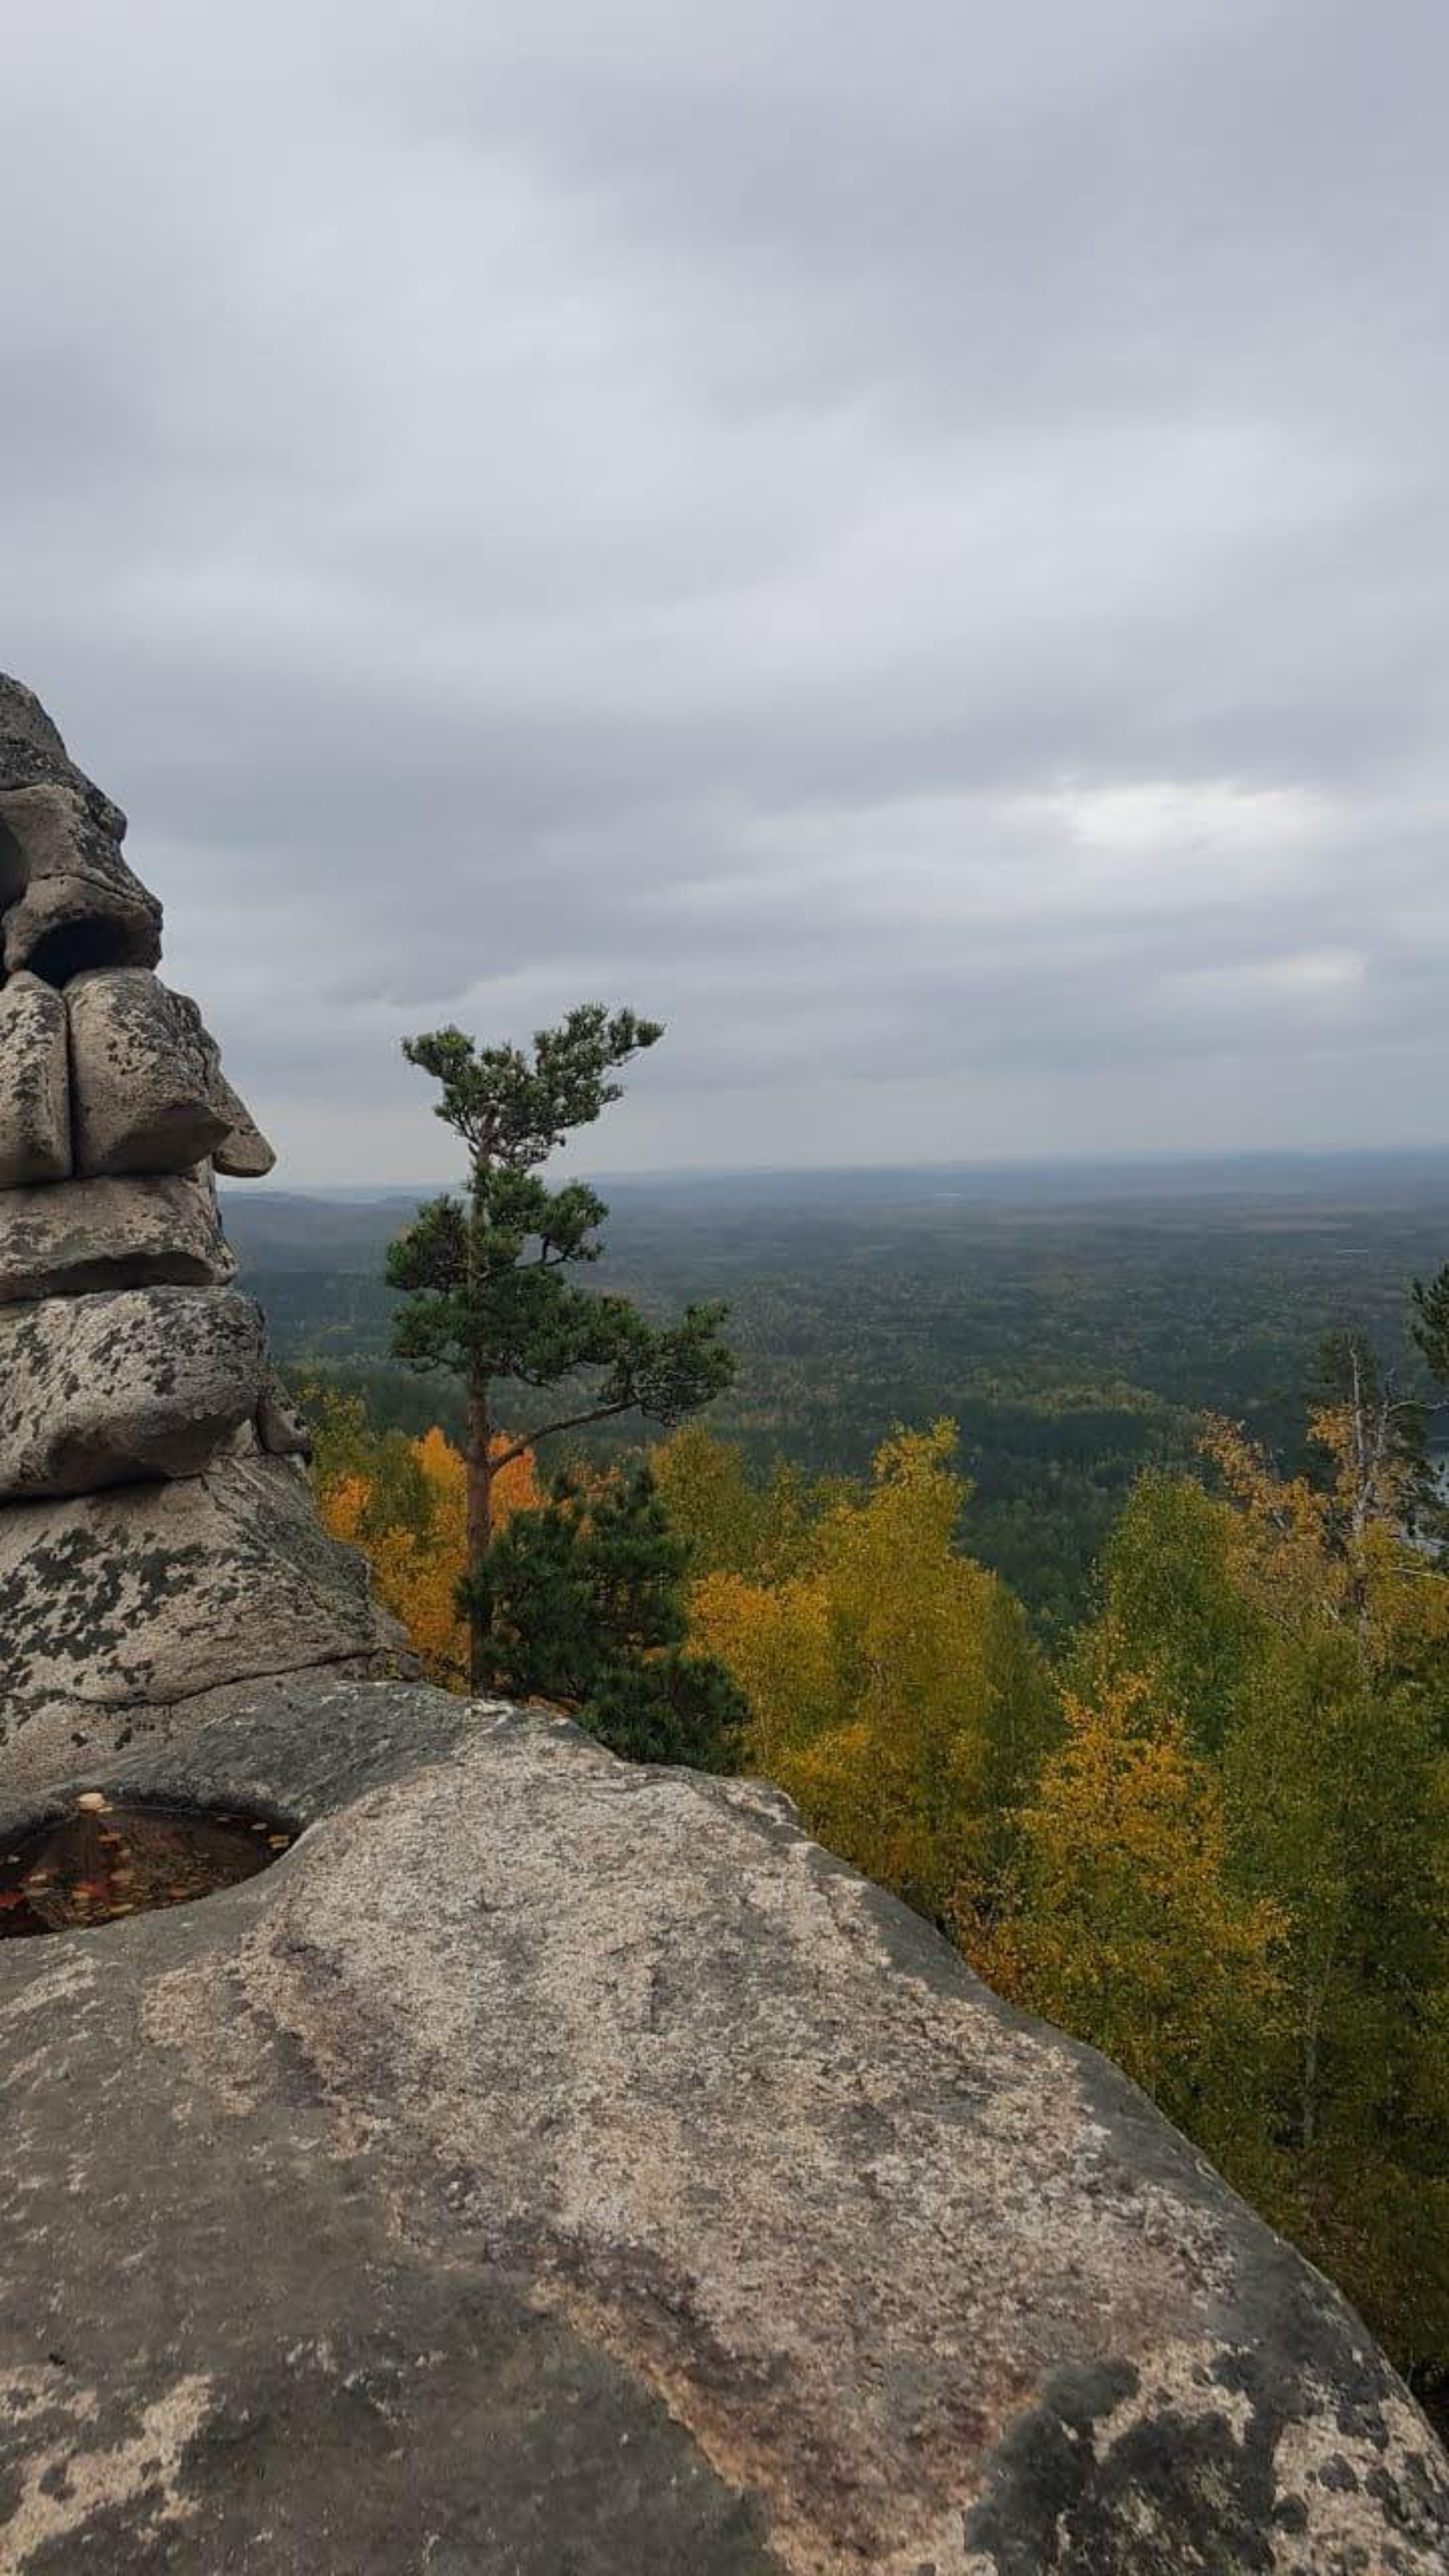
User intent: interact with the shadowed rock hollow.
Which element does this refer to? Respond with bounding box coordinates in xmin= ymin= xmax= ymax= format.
xmin=0 ymin=683 xmax=1446 ymax=2573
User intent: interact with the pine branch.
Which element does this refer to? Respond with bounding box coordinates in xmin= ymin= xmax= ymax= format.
xmin=491 ymin=1399 xmax=637 ymax=1471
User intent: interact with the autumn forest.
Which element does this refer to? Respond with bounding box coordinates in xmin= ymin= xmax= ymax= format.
xmin=228 ymin=1145 xmax=1449 ymax=2428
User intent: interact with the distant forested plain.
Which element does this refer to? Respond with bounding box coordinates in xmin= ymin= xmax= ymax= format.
xmin=227 ymin=1149 xmax=1449 ymax=1639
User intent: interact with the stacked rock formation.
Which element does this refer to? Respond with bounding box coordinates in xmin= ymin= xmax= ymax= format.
xmin=0 ymin=677 xmax=400 ymax=1791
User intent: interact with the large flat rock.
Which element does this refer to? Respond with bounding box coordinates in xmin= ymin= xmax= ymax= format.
xmin=0 ymin=1286 xmax=267 ymax=1500
xmin=0 ymin=971 xmax=71 ymax=1186
xmin=0 ymin=1168 xmax=234 ymax=1303
xmin=0 ymin=1681 xmax=1444 ymax=2574
xmin=68 ymin=968 xmax=232 ymax=1177
xmin=0 ymin=1458 xmax=399 ymax=1764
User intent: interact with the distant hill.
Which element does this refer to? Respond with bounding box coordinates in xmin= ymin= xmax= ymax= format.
xmin=220 ymin=1191 xmax=418 ymax=1273
xmin=223 ymin=1150 xmax=1449 ymax=1639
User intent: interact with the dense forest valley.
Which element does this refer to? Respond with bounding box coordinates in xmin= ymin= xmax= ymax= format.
xmin=230 ymin=1149 xmax=1449 ymax=1640
xmin=229 ymin=1146 xmax=1449 ymax=2432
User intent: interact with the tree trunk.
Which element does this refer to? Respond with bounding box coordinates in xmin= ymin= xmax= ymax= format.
xmin=466 ymin=1374 xmax=493 ymax=1694
xmin=1301 ymin=2011 xmax=1319 ymax=2153
xmin=1300 ymin=1915 xmax=1341 ymax=2155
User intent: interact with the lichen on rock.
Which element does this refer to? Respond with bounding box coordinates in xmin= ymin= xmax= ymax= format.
xmin=0 ymin=676 xmax=401 ymax=1784
xmin=1 ymin=1684 xmax=1445 ymax=2574
xmin=0 ymin=1285 xmax=269 ymax=1500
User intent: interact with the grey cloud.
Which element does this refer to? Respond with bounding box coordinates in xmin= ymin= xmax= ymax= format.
xmin=3 ymin=0 xmax=1447 ymax=1178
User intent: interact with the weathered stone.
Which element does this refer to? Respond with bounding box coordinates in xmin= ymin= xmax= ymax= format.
xmin=0 ymin=780 xmax=161 ymax=981
xmin=0 ymin=1168 xmax=235 ymax=1304
xmin=0 ymin=1287 xmax=266 ymax=1500
xmin=68 ymin=968 xmax=232 ymax=1177
xmin=0 ymin=672 xmax=72 ymax=786
xmin=0 ymin=1457 xmax=400 ymax=1735
xmin=0 ymin=1656 xmax=410 ymax=1797
xmin=0 ymin=1680 xmax=1444 ymax=2576
xmin=0 ymin=971 xmax=71 ymax=1185
xmin=186 ymin=1010 xmax=277 ymax=1178
xmin=0 ymin=677 xmax=401 ymax=1824
xmin=0 ymin=672 xmax=127 ymax=839
xmin=61 ymin=962 xmax=275 ymax=1180
xmin=209 ymin=1066 xmax=277 ymax=1178
xmin=256 ymin=1365 xmax=311 ymax=1458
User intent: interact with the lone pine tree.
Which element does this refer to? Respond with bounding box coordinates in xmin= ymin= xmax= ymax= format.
xmin=388 ymin=1006 xmax=734 ymax=1690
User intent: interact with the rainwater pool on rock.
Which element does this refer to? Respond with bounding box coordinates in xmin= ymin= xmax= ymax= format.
xmin=0 ymin=1792 xmax=294 ymax=1934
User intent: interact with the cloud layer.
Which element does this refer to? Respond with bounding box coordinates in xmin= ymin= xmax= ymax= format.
xmin=5 ymin=0 xmax=1447 ymax=1179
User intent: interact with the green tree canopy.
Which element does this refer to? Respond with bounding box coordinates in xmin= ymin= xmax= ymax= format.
xmin=388 ymin=1006 xmax=734 ymax=1686
xmin=472 ymin=1461 xmax=748 ymax=1771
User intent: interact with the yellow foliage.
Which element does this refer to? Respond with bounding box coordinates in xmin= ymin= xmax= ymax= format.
xmin=691 ymin=1423 xmax=1051 ymax=1917
xmin=1200 ymin=1409 xmax=1449 ymax=1677
xmin=317 ymin=1473 xmax=371 ymax=1548
xmin=971 ymin=1672 xmax=1284 ymax=2158
xmin=691 ymin=1568 xmax=838 ymax=1756
xmin=316 ymin=1426 xmax=538 ymax=1690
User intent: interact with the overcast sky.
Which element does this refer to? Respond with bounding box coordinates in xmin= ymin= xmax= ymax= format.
xmin=5 ymin=1 xmax=1447 ymax=1183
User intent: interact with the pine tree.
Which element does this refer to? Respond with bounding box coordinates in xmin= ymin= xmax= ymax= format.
xmin=471 ymin=1462 xmax=748 ymax=1769
xmin=1412 ymin=1262 xmax=1449 ymax=1384
xmin=387 ymin=1007 xmax=734 ymax=1689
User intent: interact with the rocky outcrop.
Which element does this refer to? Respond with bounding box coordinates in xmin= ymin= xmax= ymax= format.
xmin=0 ymin=672 xmax=117 ymax=806
xmin=0 ymin=1457 xmax=393 ymax=1762
xmin=209 ymin=1064 xmax=278 ymax=1179
xmin=0 ymin=1168 xmax=235 ymax=1303
xmin=68 ymin=968 xmax=236 ymax=1177
xmin=1 ymin=1681 xmax=1445 ymax=2575
xmin=0 ymin=1287 xmax=267 ymax=1499
xmin=0 ymin=780 xmax=163 ymax=980
xmin=0 ymin=677 xmax=399 ymax=1777
xmin=0 ymin=973 xmax=70 ymax=1186
xmin=257 ymin=1364 xmax=311 ymax=1459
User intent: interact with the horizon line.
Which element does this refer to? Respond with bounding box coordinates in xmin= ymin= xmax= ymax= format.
xmin=221 ymin=1139 xmax=1449 ymax=1199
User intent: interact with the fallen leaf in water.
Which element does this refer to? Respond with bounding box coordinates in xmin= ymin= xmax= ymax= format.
xmin=1 ymin=1802 xmax=282 ymax=1936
